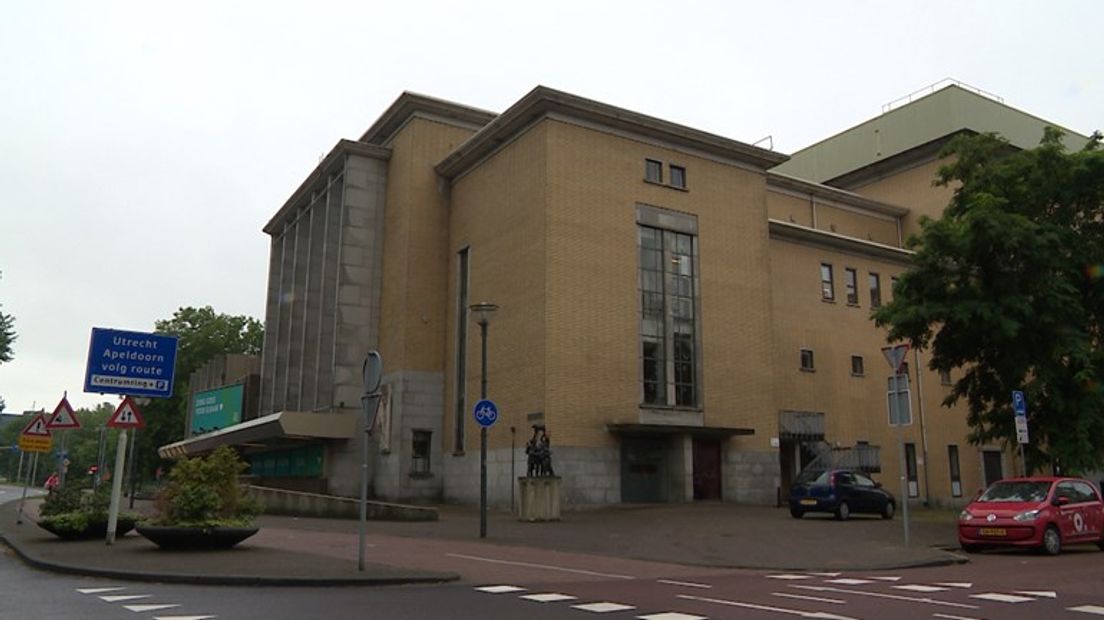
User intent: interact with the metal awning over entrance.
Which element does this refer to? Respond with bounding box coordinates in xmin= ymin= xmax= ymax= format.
xmin=605 ymin=423 xmax=755 ymax=439
xmin=158 ymin=410 xmax=359 ymax=459
xmin=778 ymin=410 xmax=825 ymax=441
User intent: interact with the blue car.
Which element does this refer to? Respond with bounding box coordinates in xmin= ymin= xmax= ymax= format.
xmin=789 ymin=469 xmax=896 ymax=520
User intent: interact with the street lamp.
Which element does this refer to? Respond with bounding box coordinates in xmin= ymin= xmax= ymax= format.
xmin=470 ymin=301 xmax=497 ymax=538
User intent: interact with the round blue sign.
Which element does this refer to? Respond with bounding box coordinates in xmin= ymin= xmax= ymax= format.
xmin=473 ymin=399 xmax=498 ymax=428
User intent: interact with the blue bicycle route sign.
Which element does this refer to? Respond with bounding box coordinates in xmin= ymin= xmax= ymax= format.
xmin=83 ymin=327 xmax=180 ymax=399
xmin=473 ymin=399 xmax=499 ymax=429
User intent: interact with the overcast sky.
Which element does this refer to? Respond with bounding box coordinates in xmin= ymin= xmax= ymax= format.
xmin=1 ymin=0 xmax=1100 ymax=414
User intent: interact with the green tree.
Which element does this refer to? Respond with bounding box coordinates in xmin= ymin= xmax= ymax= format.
xmin=0 ymin=270 xmax=16 ymax=411
xmin=135 ymin=307 xmax=263 ymax=482
xmin=874 ymin=128 xmax=1104 ymax=474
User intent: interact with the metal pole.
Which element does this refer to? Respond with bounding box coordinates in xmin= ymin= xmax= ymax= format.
xmin=126 ymin=429 xmax=138 ymax=509
xmin=479 ymin=318 xmax=488 ymax=539
xmin=94 ymin=425 xmax=107 ymax=490
xmin=893 ymin=374 xmax=910 ymax=547
xmin=15 ymin=450 xmax=25 ymax=486
xmin=1020 ymin=444 xmax=1028 ymax=477
xmin=510 ymin=425 xmax=516 ymax=514
xmin=16 ymin=452 xmax=38 ymax=525
xmin=58 ymin=431 xmax=67 ymax=489
xmin=106 ymin=429 xmax=127 ymax=545
xmin=358 ymin=414 xmax=369 ymax=571
xmin=913 ymin=349 xmax=931 ymax=506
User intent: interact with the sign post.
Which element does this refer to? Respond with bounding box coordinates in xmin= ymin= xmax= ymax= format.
xmin=358 ymin=351 xmax=383 ymax=572
xmin=46 ymin=394 xmax=80 ymax=489
xmin=104 ymin=397 xmax=144 ymax=545
xmin=16 ymin=413 xmax=52 ymax=524
xmin=1012 ymin=390 xmax=1029 ymax=477
xmin=882 ymin=343 xmax=912 ymax=547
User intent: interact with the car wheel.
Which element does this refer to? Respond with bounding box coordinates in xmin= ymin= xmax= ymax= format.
xmin=1042 ymin=525 xmax=1062 ymax=556
xmin=789 ymin=507 xmax=804 ymax=519
xmin=881 ymin=501 xmax=895 ymax=520
xmin=835 ymin=501 xmax=850 ymax=521
xmin=961 ymin=543 xmax=982 ymax=554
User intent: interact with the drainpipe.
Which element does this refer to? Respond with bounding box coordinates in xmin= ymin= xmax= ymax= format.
xmin=914 ymin=348 xmax=931 ymax=506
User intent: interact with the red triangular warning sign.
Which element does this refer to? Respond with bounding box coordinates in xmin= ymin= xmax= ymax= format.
xmin=107 ymin=397 xmax=145 ymax=429
xmin=46 ymin=396 xmax=81 ymax=429
xmin=21 ymin=413 xmax=52 ymax=437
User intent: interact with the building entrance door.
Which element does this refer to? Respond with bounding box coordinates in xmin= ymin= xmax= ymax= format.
xmin=982 ymin=450 xmax=1004 ymax=488
xmin=621 ymin=437 xmax=667 ymax=502
xmin=692 ymin=438 xmax=721 ymax=500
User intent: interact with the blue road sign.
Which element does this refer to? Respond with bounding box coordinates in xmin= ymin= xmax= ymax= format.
xmin=1012 ymin=390 xmax=1027 ymax=417
xmin=84 ymin=328 xmax=180 ymax=399
xmin=473 ymin=399 xmax=499 ymax=429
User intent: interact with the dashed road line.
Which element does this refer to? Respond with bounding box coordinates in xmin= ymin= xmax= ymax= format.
xmin=867 ymin=576 xmax=902 ymax=582
xmin=124 ymin=604 xmax=182 ymax=612
xmin=678 ymin=594 xmax=857 ymax=619
xmin=791 ymin=584 xmax=979 ymax=609
xmin=1014 ymin=590 xmax=1056 ymax=598
xmin=1069 ymin=605 xmax=1104 ymax=615
xmin=637 ymin=613 xmax=708 ymax=620
xmin=446 ymin=553 xmax=635 ymax=579
xmin=970 ymin=593 xmax=1036 ymax=604
xmin=101 ymin=594 xmax=152 ymax=602
xmin=826 ymin=578 xmax=874 ymax=585
xmin=77 ymin=587 xmax=127 ymax=594
xmin=766 ymin=574 xmax=815 ymax=580
xmin=520 ymin=593 xmax=578 ymax=603
xmin=475 ymin=585 xmax=526 ymax=594
xmin=932 ymin=614 xmax=983 ymax=620
xmin=933 ymin=583 xmax=972 ymax=589
xmin=573 ymin=602 xmax=636 ymax=613
xmin=153 ymin=616 xmax=217 ymax=620
xmin=893 ymin=585 xmax=950 ymax=593
xmin=772 ymin=592 xmax=846 ymax=604
xmin=657 ymin=579 xmax=712 ymax=589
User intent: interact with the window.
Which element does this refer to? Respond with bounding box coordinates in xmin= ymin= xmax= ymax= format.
xmin=948 ymin=445 xmax=962 ymax=497
xmin=645 ymin=159 xmax=663 ymax=183
xmin=800 ymin=349 xmax=815 ymax=371
xmin=669 ymin=165 xmax=687 ymax=189
xmin=453 ymin=248 xmax=470 ymax=453
xmin=412 ymin=430 xmax=432 ymax=475
xmin=845 ymin=268 xmax=858 ymax=305
xmin=891 ymin=276 xmax=899 ymax=301
xmin=869 ymin=273 xmax=882 ymax=308
xmin=851 ymin=355 xmax=864 ymax=376
xmin=905 ymin=443 xmax=919 ymax=497
xmin=820 ymin=263 xmax=835 ymax=301
xmin=638 ymin=223 xmax=699 ymax=407
xmin=940 ymin=370 xmax=952 ymax=385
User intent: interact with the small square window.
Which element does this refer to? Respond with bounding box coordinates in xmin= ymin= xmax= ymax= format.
xmin=800 ymin=349 xmax=815 ymax=371
xmin=645 ymin=159 xmax=663 ymax=183
xmin=851 ymin=355 xmax=865 ymax=376
xmin=940 ymin=370 xmax=952 ymax=385
xmin=412 ymin=430 xmax=432 ymax=475
xmin=670 ymin=165 xmax=686 ymax=189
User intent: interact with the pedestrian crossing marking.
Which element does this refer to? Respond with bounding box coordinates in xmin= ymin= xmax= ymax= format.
xmin=125 ymin=604 xmax=181 ymax=612
xmin=77 ymin=587 xmax=126 ymax=594
xmin=638 ymin=613 xmax=708 ymax=620
xmin=101 ymin=594 xmax=152 ymax=602
xmin=893 ymin=584 xmax=950 ymax=593
xmin=934 ymin=582 xmax=973 ymax=589
xmin=826 ymin=578 xmax=874 ymax=585
xmin=475 ymin=585 xmax=526 ymax=594
xmin=970 ymin=593 xmax=1035 ymax=603
xmin=1069 ymin=605 xmax=1104 ymax=615
xmin=766 ymin=574 xmax=814 ymax=580
xmin=1015 ymin=590 xmax=1057 ymax=598
xmin=521 ymin=593 xmax=578 ymax=603
xmin=573 ymin=602 xmax=636 ymax=613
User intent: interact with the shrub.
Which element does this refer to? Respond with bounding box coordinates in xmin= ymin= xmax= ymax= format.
xmin=150 ymin=446 xmax=261 ymax=528
xmin=37 ymin=479 xmax=139 ymax=539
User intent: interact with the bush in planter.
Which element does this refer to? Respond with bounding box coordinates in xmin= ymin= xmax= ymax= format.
xmin=149 ymin=446 xmax=261 ymax=528
xmin=37 ymin=480 xmax=140 ymax=540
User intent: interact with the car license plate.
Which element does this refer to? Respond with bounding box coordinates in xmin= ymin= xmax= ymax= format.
xmin=800 ymin=499 xmax=817 ymax=506
xmin=978 ymin=527 xmax=1006 ymax=536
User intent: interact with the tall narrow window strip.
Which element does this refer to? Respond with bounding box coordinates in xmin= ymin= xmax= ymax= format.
xmin=845 ymin=268 xmax=858 ymax=305
xmin=638 ymin=224 xmax=698 ymax=408
xmin=412 ymin=430 xmax=431 ymax=475
xmin=645 ymin=159 xmax=663 ymax=183
xmin=869 ymin=272 xmax=882 ymax=308
xmin=454 ymin=248 xmax=469 ymax=453
xmin=948 ymin=445 xmax=962 ymax=497
xmin=905 ymin=443 xmax=919 ymax=497
xmin=820 ymin=263 xmax=834 ymax=301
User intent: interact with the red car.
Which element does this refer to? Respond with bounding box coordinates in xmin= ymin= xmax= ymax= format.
xmin=958 ymin=476 xmax=1104 ymax=555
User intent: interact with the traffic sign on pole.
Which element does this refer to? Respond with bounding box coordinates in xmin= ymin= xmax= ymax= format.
xmin=46 ymin=396 xmax=81 ymax=429
xmin=473 ymin=399 xmax=499 ymax=429
xmin=18 ymin=413 xmax=53 ymax=453
xmin=881 ymin=343 xmax=911 ymax=374
xmin=1012 ymin=390 xmax=1029 ymax=445
xmin=107 ymin=397 xmax=145 ymax=429
xmin=84 ymin=327 xmax=180 ymax=398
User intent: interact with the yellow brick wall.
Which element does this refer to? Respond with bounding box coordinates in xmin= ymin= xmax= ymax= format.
xmin=767 ymin=192 xmax=814 ymax=227
xmin=813 ymin=203 xmax=899 ymax=246
xmin=380 ymin=118 xmax=481 ymax=372
xmin=846 ymin=158 xmax=956 ymax=241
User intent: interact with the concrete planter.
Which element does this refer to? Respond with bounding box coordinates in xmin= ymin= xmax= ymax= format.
xmin=37 ymin=516 xmax=137 ymax=541
xmin=135 ymin=524 xmax=259 ymax=550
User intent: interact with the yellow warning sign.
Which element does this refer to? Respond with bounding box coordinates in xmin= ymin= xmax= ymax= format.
xmin=18 ymin=434 xmax=52 ymax=453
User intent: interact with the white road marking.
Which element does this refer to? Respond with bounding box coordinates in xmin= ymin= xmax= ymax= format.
xmin=808 ymin=572 xmax=842 ymax=577
xmin=1015 ymin=590 xmax=1057 ymax=598
xmin=791 ymin=585 xmax=978 ymax=609
xmin=1069 ymin=605 xmax=1104 ymax=615
xmin=78 ymin=587 xmax=127 ymax=594
xmin=153 ymin=616 xmax=217 ymax=620
xmin=574 ymin=602 xmax=636 ymax=612
xmin=521 ymin=593 xmax=578 ymax=603
xmin=933 ymin=614 xmax=982 ymax=620
xmin=101 ymin=595 xmax=153 ymax=602
xmin=970 ymin=593 xmax=1036 ymax=603
xmin=678 ymin=594 xmax=857 ymax=619
xmin=826 ymin=578 xmax=874 ymax=585
xmin=773 ymin=592 xmax=846 ymax=604
xmin=767 ymin=574 xmax=815 ymax=580
xmin=867 ymin=576 xmax=902 ymax=582
xmin=475 ymin=585 xmax=526 ymax=594
xmin=933 ymin=582 xmax=973 ymax=589
xmin=638 ymin=613 xmax=709 ymax=620
xmin=893 ymin=585 xmax=950 ymax=593
xmin=446 ymin=553 xmax=635 ymax=580
xmin=657 ymin=579 xmax=712 ymax=589
xmin=125 ymin=604 xmax=182 ymax=612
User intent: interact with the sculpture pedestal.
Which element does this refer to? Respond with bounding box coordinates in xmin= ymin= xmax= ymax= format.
xmin=517 ymin=476 xmax=561 ymax=522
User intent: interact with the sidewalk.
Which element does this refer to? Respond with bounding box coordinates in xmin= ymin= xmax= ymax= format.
xmin=0 ymin=495 xmax=966 ymax=586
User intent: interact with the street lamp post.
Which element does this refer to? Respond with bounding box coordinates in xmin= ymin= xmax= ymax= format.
xmin=470 ymin=301 xmax=497 ymax=539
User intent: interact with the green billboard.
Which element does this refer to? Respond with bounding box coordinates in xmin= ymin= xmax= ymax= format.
xmin=191 ymin=384 xmax=244 ymax=435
